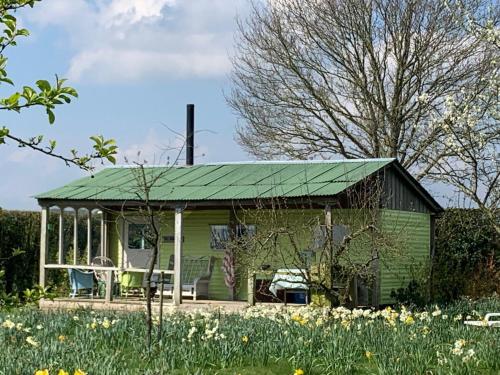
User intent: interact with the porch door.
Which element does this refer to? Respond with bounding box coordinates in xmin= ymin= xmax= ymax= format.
xmin=124 ymin=220 xmax=159 ymax=269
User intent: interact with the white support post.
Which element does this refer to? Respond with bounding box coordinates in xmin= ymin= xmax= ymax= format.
xmin=58 ymin=208 xmax=64 ymax=264
xmin=73 ymin=210 xmax=78 ymax=265
xmin=103 ymin=212 xmax=108 ymax=258
xmin=325 ymin=205 xmax=332 ymax=230
xmin=105 ymin=270 xmax=113 ymax=303
xmin=173 ymin=207 xmax=183 ymax=306
xmin=87 ymin=210 xmax=92 ymax=265
xmin=100 ymin=211 xmax=105 ymax=257
xmin=39 ymin=206 xmax=49 ymax=288
xmin=325 ymin=204 xmax=333 ymax=299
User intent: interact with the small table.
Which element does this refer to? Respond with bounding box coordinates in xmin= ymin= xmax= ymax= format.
xmin=269 ymin=269 xmax=309 ymax=305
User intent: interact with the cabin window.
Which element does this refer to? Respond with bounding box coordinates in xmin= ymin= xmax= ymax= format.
xmin=210 ymin=225 xmax=230 ymax=250
xmin=332 ymin=224 xmax=350 ymax=245
xmin=127 ymin=223 xmax=152 ymax=250
xmin=311 ymin=224 xmax=351 ymax=249
xmin=236 ymin=224 xmax=256 ymax=238
xmin=210 ymin=224 xmax=257 ymax=250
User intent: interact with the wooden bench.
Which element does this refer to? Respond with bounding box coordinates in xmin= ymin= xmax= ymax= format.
xmin=153 ymin=255 xmax=215 ymax=300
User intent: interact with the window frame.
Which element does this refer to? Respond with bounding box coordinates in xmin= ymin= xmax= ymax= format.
xmin=124 ymin=217 xmax=157 ymax=251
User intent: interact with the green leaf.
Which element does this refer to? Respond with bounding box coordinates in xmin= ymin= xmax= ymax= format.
xmin=17 ymin=28 xmax=29 ymax=37
xmin=36 ymin=79 xmax=51 ymax=92
xmin=46 ymin=108 xmax=55 ymax=124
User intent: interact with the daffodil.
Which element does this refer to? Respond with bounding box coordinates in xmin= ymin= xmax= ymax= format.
xmin=404 ymin=316 xmax=415 ymax=325
xmin=58 ymin=335 xmax=66 ymax=342
xmin=242 ymin=335 xmax=249 ymax=344
xmin=365 ymin=351 xmax=374 ymax=360
xmin=2 ymin=319 xmax=15 ymax=329
xmin=293 ymin=369 xmax=304 ymax=375
xmin=35 ymin=370 xmax=49 ymax=375
xmin=102 ymin=318 xmax=111 ymax=329
xmin=58 ymin=370 xmax=69 ymax=375
xmin=26 ymin=336 xmax=40 ymax=347
xmin=74 ymin=370 xmax=86 ymax=375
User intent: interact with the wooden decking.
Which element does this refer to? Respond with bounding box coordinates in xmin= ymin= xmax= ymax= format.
xmin=39 ymin=297 xmax=259 ymax=314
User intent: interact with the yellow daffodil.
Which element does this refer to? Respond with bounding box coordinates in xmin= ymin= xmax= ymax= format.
xmin=58 ymin=335 xmax=66 ymax=342
xmin=365 ymin=351 xmax=374 ymax=360
xmin=74 ymin=370 xmax=86 ymax=375
xmin=58 ymin=370 xmax=69 ymax=375
xmin=35 ymin=370 xmax=49 ymax=375
xmin=241 ymin=335 xmax=249 ymax=344
xmin=404 ymin=316 xmax=415 ymax=325
xmin=294 ymin=369 xmax=304 ymax=375
xmin=102 ymin=319 xmax=111 ymax=329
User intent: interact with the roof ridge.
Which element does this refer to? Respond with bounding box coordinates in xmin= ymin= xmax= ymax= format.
xmin=106 ymin=158 xmax=396 ymax=168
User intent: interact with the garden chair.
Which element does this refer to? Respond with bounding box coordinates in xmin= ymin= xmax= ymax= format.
xmin=91 ymin=256 xmax=117 ymax=297
xmin=68 ymin=268 xmax=94 ymax=298
xmin=464 ymin=313 xmax=500 ymax=328
xmin=154 ymin=255 xmax=215 ymax=300
xmin=120 ymin=271 xmax=145 ymax=298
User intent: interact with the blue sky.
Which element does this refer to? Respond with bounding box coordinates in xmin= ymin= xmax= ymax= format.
xmin=1 ymin=0 xmax=452 ymax=211
xmin=1 ymin=0 xmax=251 ymax=210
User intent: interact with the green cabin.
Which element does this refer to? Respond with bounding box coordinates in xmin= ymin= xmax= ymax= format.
xmin=36 ymin=158 xmax=442 ymax=307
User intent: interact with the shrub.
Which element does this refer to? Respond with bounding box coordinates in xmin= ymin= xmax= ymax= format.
xmin=432 ymin=208 xmax=499 ymax=303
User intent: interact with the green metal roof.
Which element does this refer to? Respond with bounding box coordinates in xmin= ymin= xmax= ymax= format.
xmin=36 ymin=159 xmax=395 ymax=202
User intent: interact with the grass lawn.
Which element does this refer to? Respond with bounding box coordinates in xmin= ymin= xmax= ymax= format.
xmin=0 ymin=298 xmax=499 ymax=375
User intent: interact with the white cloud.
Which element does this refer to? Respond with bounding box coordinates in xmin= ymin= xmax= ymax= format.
xmin=26 ymin=0 xmax=247 ymax=83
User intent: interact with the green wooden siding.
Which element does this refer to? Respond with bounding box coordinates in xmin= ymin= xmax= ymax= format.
xmin=379 ymin=209 xmax=430 ymax=304
xmin=105 ymin=208 xmax=431 ymax=305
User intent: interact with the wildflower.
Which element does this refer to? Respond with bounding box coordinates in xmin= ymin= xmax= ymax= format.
xmin=454 ymin=339 xmax=466 ymax=349
xmin=365 ymin=351 xmax=374 ymax=360
xmin=405 ymin=316 xmax=415 ymax=325
xmin=437 ymin=351 xmax=448 ymax=365
xmin=2 ymin=319 xmax=15 ymax=329
xmin=58 ymin=370 xmax=69 ymax=375
xmin=102 ymin=318 xmax=111 ymax=329
xmin=36 ymin=324 xmax=43 ymax=330
xmin=26 ymin=336 xmax=40 ymax=347
xmin=16 ymin=323 xmax=23 ymax=330
xmin=58 ymin=335 xmax=66 ymax=342
xmin=72 ymin=316 xmax=79 ymax=321
xmin=432 ymin=308 xmax=442 ymax=317
xmin=74 ymin=370 xmax=86 ymax=375
xmin=462 ymin=348 xmax=475 ymax=363
xmin=293 ymin=369 xmax=304 ymax=375
xmin=242 ymin=335 xmax=249 ymax=344
xmin=35 ymin=370 xmax=49 ymax=375
xmin=453 ymin=314 xmax=462 ymax=321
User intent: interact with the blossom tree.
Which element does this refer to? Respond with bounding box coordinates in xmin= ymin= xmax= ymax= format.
xmin=424 ymin=0 xmax=499 ymax=234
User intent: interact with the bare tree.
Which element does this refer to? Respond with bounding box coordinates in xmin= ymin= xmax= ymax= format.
xmin=229 ymin=177 xmax=404 ymax=307
xmin=114 ymin=141 xmax=185 ymax=350
xmin=228 ymin=0 xmax=497 ymax=180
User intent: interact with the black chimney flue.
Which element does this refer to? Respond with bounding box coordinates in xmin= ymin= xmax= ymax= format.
xmin=186 ymin=104 xmax=194 ymax=166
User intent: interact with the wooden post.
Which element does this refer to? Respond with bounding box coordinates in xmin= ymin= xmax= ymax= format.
xmin=100 ymin=211 xmax=105 ymax=257
xmin=105 ymin=270 xmax=113 ymax=303
xmin=73 ymin=209 xmax=78 ymax=265
xmin=247 ymin=271 xmax=256 ymax=306
xmin=325 ymin=205 xmax=334 ymax=305
xmin=103 ymin=211 xmax=108 ymax=257
xmin=173 ymin=207 xmax=183 ymax=306
xmin=87 ymin=210 xmax=92 ymax=265
xmin=39 ymin=206 xmax=49 ymax=288
xmin=58 ymin=208 xmax=64 ymax=264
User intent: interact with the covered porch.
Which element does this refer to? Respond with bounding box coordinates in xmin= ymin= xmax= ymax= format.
xmin=38 ymin=202 xmax=186 ymax=306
